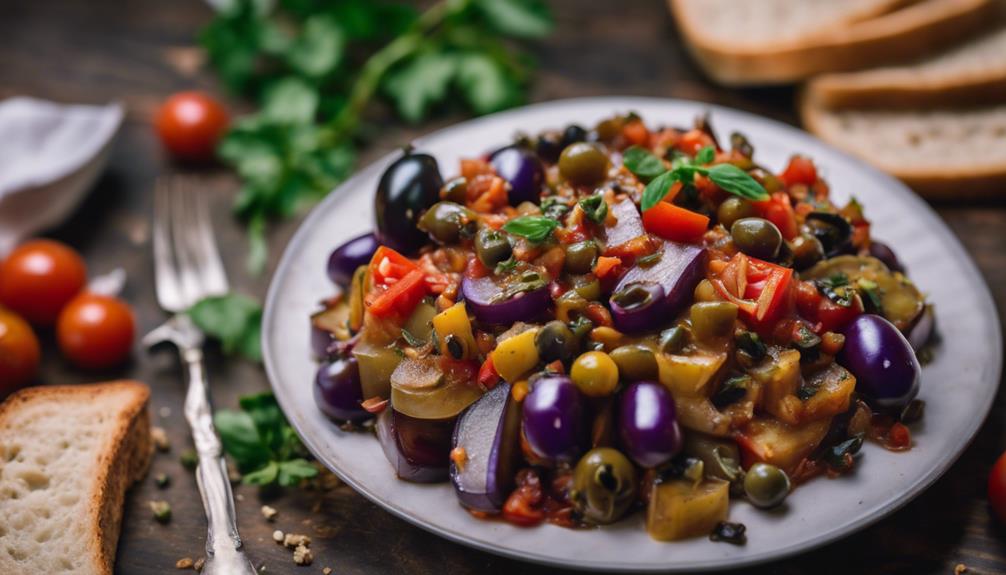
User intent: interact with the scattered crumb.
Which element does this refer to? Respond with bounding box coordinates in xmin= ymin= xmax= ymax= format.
xmin=151 ymin=427 xmax=171 ymax=452
xmin=955 ymin=564 xmax=967 ymax=575
xmin=159 ymin=406 xmax=172 ymax=418
xmin=283 ymin=533 xmax=311 ymax=549
xmin=261 ymin=505 xmax=278 ymax=521
xmin=176 ymin=557 xmax=194 ymax=569
xmin=194 ymin=557 xmax=205 ymax=572
xmin=293 ymin=544 xmax=313 ymax=566
xmin=150 ymin=500 xmax=172 ymax=524
xmin=155 ymin=473 xmax=171 ymax=489
xmin=272 ymin=530 xmax=285 ymax=543
xmin=236 ymin=493 xmax=245 ymax=502
xmin=322 ymin=568 xmax=332 ymax=575
xmin=180 ymin=449 xmax=198 ymax=471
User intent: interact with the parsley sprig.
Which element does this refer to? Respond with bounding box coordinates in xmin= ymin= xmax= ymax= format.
xmin=202 ymin=0 xmax=553 ymax=272
xmin=626 ymin=145 xmax=769 ymax=212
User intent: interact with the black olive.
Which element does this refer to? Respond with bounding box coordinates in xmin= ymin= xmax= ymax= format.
xmin=375 ymin=151 xmax=444 ymax=254
xmin=536 ymin=131 xmax=564 ymax=163
xmin=560 ymin=124 xmax=588 ymax=148
xmin=804 ymin=212 xmax=853 ymax=257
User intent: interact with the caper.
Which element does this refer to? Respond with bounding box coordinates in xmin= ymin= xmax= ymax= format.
xmin=731 ymin=217 xmax=783 ymax=260
xmin=474 ymin=227 xmax=512 ymax=268
xmin=442 ymin=176 xmax=468 ymax=204
xmin=609 ymin=344 xmax=658 ymax=381
xmin=558 ymin=142 xmax=609 ymax=186
xmin=659 ymin=326 xmax=688 ymax=354
xmin=690 ymin=302 xmax=738 ymax=343
xmin=535 ymin=320 xmax=578 ymax=364
xmin=418 ymin=202 xmax=476 ymax=244
xmin=743 ymin=463 xmax=791 ymax=509
xmin=571 ymin=275 xmax=602 ymax=301
xmin=717 ymin=197 xmax=757 ymax=229
xmin=564 ymin=240 xmax=599 ymax=274
xmin=790 ymin=234 xmax=825 ymax=270
xmin=570 ymin=351 xmax=619 ymax=397
xmin=571 ymin=448 xmax=638 ymax=524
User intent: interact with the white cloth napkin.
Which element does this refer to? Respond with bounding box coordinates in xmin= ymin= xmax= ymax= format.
xmin=0 ymin=97 xmax=124 ymax=256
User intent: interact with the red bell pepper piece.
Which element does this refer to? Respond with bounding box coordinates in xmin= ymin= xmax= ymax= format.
xmin=370 ymin=246 xmax=419 ymax=285
xmin=642 ymin=202 xmax=709 ymax=243
xmin=754 ymin=193 xmax=798 ymax=241
xmin=710 ymin=253 xmax=793 ymax=325
xmin=367 ymin=269 xmax=426 ymax=317
xmin=478 ymin=356 xmax=501 ymax=390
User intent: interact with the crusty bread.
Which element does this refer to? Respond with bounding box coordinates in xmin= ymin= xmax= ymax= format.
xmin=671 ymin=0 xmax=995 ymax=85
xmin=0 ymin=381 xmax=152 ymax=575
xmin=801 ymin=96 xmax=1006 ymax=197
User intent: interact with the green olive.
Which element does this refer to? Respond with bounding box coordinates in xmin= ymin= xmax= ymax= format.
xmin=442 ymin=176 xmax=468 ymax=204
xmin=558 ymin=142 xmax=609 ymax=186
xmin=594 ymin=117 xmax=623 ymax=141
xmin=535 ymin=320 xmax=578 ymax=364
xmin=474 ymin=227 xmax=512 ymax=268
xmin=609 ymin=344 xmax=658 ymax=381
xmin=684 ymin=433 xmax=742 ymax=483
xmin=731 ymin=217 xmax=783 ymax=260
xmin=571 ymin=448 xmax=638 ymax=524
xmin=717 ymin=197 xmax=757 ymax=229
xmin=570 ymin=351 xmax=619 ymax=397
xmin=565 ymin=240 xmax=599 ymax=274
xmin=418 ymin=202 xmax=475 ymax=244
xmin=690 ymin=302 xmax=738 ymax=343
xmin=571 ymin=275 xmax=602 ymax=301
xmin=743 ymin=463 xmax=791 ymax=509
xmin=790 ymin=233 xmax=825 ymax=270
xmin=659 ymin=326 xmax=688 ymax=354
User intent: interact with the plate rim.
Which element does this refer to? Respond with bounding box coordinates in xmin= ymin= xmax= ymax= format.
xmin=262 ymin=96 xmax=1003 ymax=572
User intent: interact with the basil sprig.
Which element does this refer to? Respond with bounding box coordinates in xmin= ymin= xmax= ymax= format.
xmin=503 ymin=215 xmax=560 ymax=243
xmin=578 ymin=195 xmax=608 ymax=224
xmin=630 ymin=145 xmax=769 ymax=211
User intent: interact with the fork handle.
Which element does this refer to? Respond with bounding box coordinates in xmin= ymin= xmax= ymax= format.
xmin=182 ymin=347 xmax=258 ymax=575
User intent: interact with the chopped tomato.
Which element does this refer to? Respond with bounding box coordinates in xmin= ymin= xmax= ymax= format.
xmin=779 ymin=155 xmax=818 ymax=187
xmin=622 ymin=120 xmax=649 ymax=146
xmin=367 ymin=269 xmax=426 ymax=317
xmin=593 ymin=256 xmax=622 ymax=279
xmin=467 ymin=174 xmax=508 ymax=212
xmin=502 ymin=469 xmax=545 ymax=527
xmin=642 ymin=203 xmax=709 ymax=243
xmin=478 ymin=356 xmax=501 ymax=390
xmin=795 ymin=279 xmax=863 ymax=333
xmin=754 ymin=193 xmax=798 ymax=240
xmin=603 ymin=235 xmax=658 ymax=262
xmin=460 ymin=158 xmax=493 ymax=179
xmin=369 ymin=246 xmax=419 ymax=285
xmin=676 ymin=129 xmax=715 ymax=156
xmin=710 ymin=253 xmax=793 ymax=325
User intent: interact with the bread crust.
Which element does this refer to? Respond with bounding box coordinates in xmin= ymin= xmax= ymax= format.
xmin=0 ymin=381 xmax=152 ymax=575
xmin=671 ymin=0 xmax=996 ymax=85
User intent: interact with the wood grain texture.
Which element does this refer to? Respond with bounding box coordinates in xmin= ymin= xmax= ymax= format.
xmin=1 ymin=0 xmax=1004 ymax=573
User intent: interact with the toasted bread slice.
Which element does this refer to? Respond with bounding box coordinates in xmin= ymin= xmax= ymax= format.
xmin=806 ymin=12 xmax=1006 ymax=108
xmin=801 ymin=95 xmax=1006 ymax=197
xmin=0 ymin=381 xmax=152 ymax=575
xmin=670 ymin=0 xmax=995 ymax=85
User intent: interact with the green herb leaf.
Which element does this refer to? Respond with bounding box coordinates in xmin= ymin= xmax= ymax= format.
xmin=454 ymin=52 xmax=521 ymax=115
xmin=641 ymin=170 xmax=680 ymax=212
xmin=277 ymin=459 xmax=319 ymax=486
xmin=261 ymin=77 xmax=318 ymax=124
xmin=704 ymin=164 xmax=769 ymax=202
xmin=189 ymin=294 xmax=263 ymax=362
xmin=401 ymin=327 xmax=425 ymax=347
xmin=494 ymin=256 xmax=518 ymax=275
xmin=578 ymin=195 xmax=608 ymax=224
xmin=214 ymin=410 xmax=271 ymax=471
xmin=243 ymin=461 xmax=280 ymax=485
xmin=475 ymin=0 xmax=553 ymax=38
xmin=503 ymin=215 xmax=560 ymax=243
xmin=285 ymin=14 xmax=344 ymax=78
xmin=384 ymin=51 xmax=458 ymax=122
xmin=695 ymin=145 xmax=715 ymax=165
xmin=622 ymin=146 xmax=666 ymax=182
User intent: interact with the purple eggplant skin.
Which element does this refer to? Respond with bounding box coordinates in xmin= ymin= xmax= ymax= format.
xmin=311 ymin=322 xmax=334 ymax=359
xmin=376 ymin=408 xmax=454 ymax=483
xmin=327 ymin=233 xmax=379 ymax=287
xmin=521 ymin=376 xmax=587 ymax=463
xmin=314 ymin=357 xmax=371 ymax=424
xmin=460 ymin=274 xmax=551 ymax=325
xmin=374 ymin=151 xmax=443 ymax=255
xmin=868 ymin=241 xmax=905 ymax=274
xmin=490 ymin=145 xmax=545 ymax=206
xmin=610 ymin=241 xmax=706 ymax=333
xmin=840 ymin=314 xmax=921 ymax=410
xmin=618 ymin=381 xmax=683 ymax=468
xmin=605 ymin=198 xmax=646 ymax=252
xmin=450 ymin=383 xmax=522 ymax=512
xmin=907 ymin=305 xmax=936 ymax=352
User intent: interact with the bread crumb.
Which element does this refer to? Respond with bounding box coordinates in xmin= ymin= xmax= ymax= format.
xmin=284 ymin=533 xmax=311 ymax=548
xmin=293 ymin=544 xmax=313 ymax=566
xmin=261 ymin=505 xmax=278 ymax=521
xmin=176 ymin=557 xmax=194 ymax=569
xmin=272 ymin=529 xmax=285 ymax=543
xmin=322 ymin=568 xmax=333 ymax=575
xmin=180 ymin=449 xmax=198 ymax=471
xmin=155 ymin=473 xmax=171 ymax=489
xmin=194 ymin=557 xmax=205 ymax=572
xmin=954 ymin=564 xmax=967 ymax=575
xmin=152 ymin=427 xmax=171 ymax=452
xmin=159 ymin=406 xmax=172 ymax=418
xmin=150 ymin=500 xmax=172 ymax=523
xmin=236 ymin=493 xmax=245 ymax=501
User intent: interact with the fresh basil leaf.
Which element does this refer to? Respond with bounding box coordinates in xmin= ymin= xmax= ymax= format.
xmin=578 ymin=195 xmax=608 ymax=224
xmin=494 ymin=256 xmax=518 ymax=275
xmin=476 ymin=0 xmax=553 ymax=38
xmin=262 ymin=77 xmax=318 ymax=124
xmin=239 ymin=392 xmax=287 ymax=454
xmin=384 ymin=51 xmax=458 ymax=122
xmin=695 ymin=145 xmax=715 ymax=165
xmin=277 ymin=459 xmax=319 ymax=486
xmin=704 ymin=163 xmax=769 ymax=202
xmin=286 ymin=14 xmax=344 ymax=78
xmin=641 ymin=170 xmax=680 ymax=212
xmin=243 ymin=461 xmax=280 ymax=485
xmin=214 ymin=410 xmax=271 ymax=471
xmin=622 ymin=146 xmax=666 ymax=182
xmin=503 ymin=215 xmax=559 ymax=243
xmin=189 ymin=294 xmax=263 ymax=362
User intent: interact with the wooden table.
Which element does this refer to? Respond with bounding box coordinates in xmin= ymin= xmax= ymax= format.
xmin=3 ymin=0 xmax=1005 ymax=573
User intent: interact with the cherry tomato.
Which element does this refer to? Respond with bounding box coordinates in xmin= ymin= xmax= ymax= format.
xmin=56 ymin=293 xmax=135 ymax=370
xmin=0 ymin=239 xmax=87 ymax=326
xmin=155 ymin=91 xmax=229 ymax=163
xmin=779 ymin=155 xmax=818 ymax=187
xmin=989 ymin=451 xmax=1006 ymax=523
xmin=0 ymin=307 xmax=41 ymax=396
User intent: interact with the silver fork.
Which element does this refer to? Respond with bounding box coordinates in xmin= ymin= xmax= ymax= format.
xmin=143 ymin=177 xmax=257 ymax=575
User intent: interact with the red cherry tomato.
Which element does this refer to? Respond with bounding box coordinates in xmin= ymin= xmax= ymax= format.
xmin=989 ymin=451 xmax=1006 ymax=523
xmin=0 ymin=239 xmax=87 ymax=326
xmin=0 ymin=307 xmax=41 ymax=396
xmin=56 ymin=293 xmax=135 ymax=370
xmin=779 ymin=155 xmax=818 ymax=187
xmin=155 ymin=91 xmax=229 ymax=163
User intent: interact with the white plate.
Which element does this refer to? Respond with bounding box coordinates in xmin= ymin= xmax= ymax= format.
xmin=263 ymin=97 xmax=1002 ymax=572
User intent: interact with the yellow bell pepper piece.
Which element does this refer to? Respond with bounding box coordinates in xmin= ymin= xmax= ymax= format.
xmin=491 ymin=328 xmax=540 ymax=382
xmin=647 ymin=479 xmax=729 ymax=541
xmin=432 ymin=302 xmax=478 ymax=360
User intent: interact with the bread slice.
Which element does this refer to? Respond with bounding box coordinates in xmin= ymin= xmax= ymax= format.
xmin=806 ymin=13 xmax=1006 ymax=108
xmin=0 ymin=381 xmax=152 ymax=575
xmin=670 ymin=0 xmax=996 ymax=85
xmin=801 ymin=96 xmax=1006 ymax=197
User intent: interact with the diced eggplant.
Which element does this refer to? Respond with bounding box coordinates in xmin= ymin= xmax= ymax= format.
xmin=610 ymin=241 xmax=706 ymax=333
xmin=352 ymin=339 xmax=402 ymax=400
xmin=390 ymin=357 xmax=483 ymax=420
xmin=376 ymin=408 xmax=454 ymax=483
xmin=804 ymin=255 xmax=924 ymax=331
xmin=647 ymin=479 xmax=729 ymax=541
xmin=450 ymin=383 xmax=523 ymax=512
xmin=801 ymin=363 xmax=856 ymax=422
xmin=310 ymin=300 xmax=351 ymax=358
xmin=736 ymin=417 xmax=831 ymax=474
xmin=604 ymin=198 xmax=646 ymax=251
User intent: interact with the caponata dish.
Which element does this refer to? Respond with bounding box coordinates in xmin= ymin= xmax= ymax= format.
xmin=310 ymin=113 xmax=932 ymax=542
